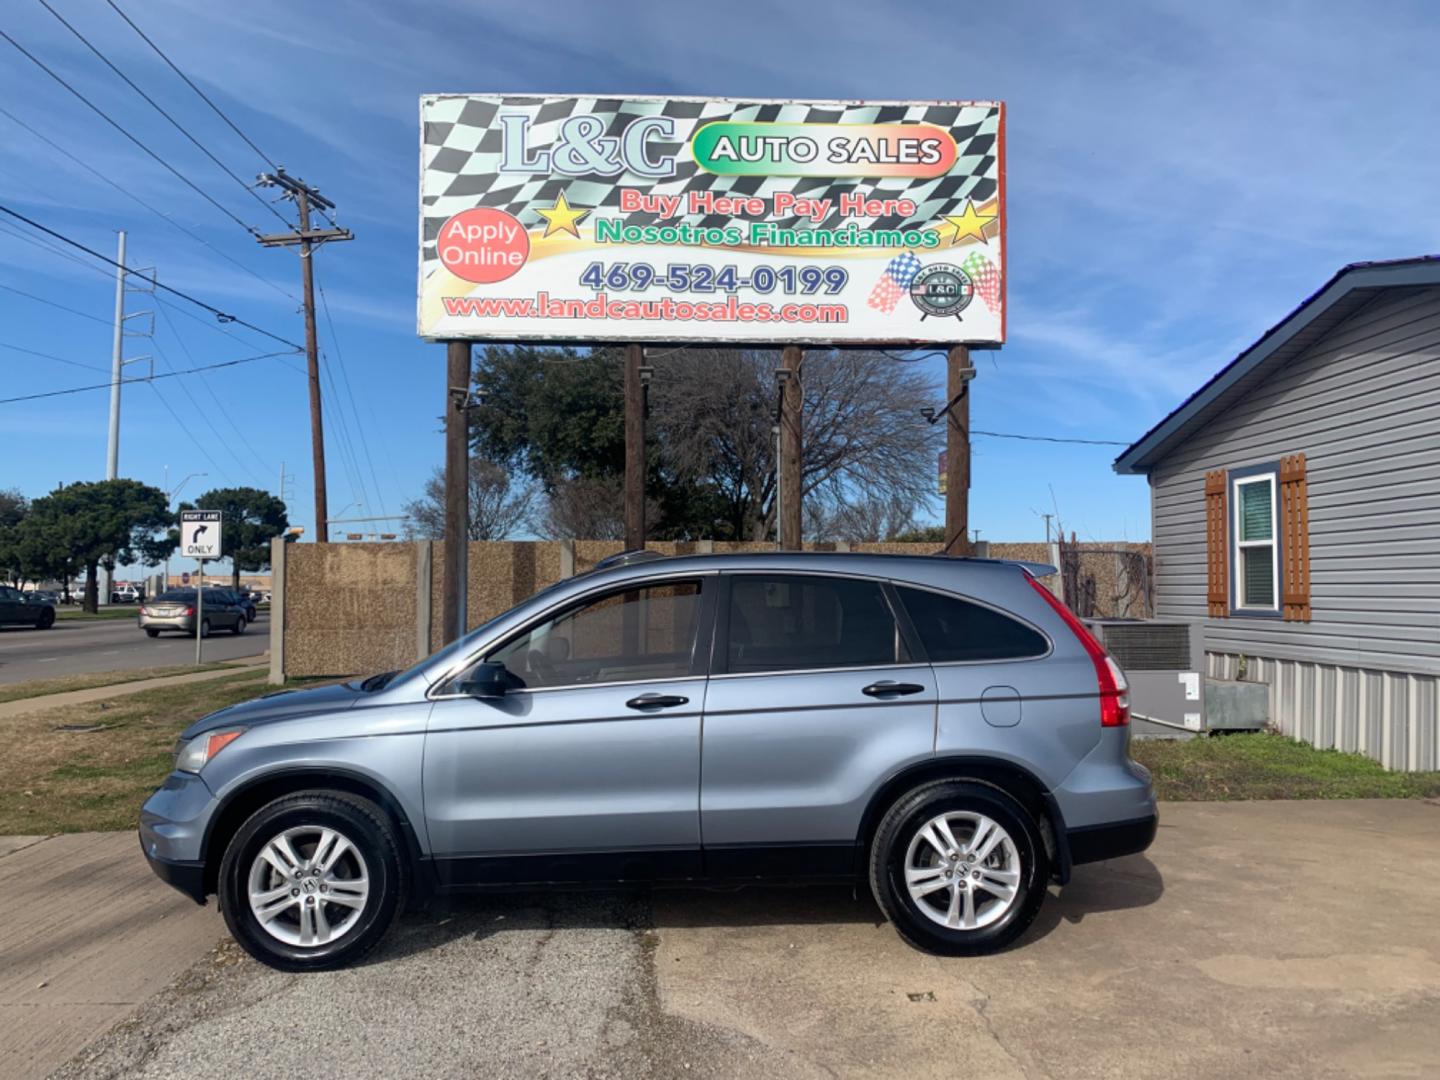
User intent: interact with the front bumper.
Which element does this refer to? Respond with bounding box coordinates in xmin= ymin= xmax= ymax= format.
xmin=142 ymin=843 xmax=208 ymax=904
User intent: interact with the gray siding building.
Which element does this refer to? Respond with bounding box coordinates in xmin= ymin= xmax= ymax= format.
xmin=1115 ymin=258 xmax=1440 ymax=770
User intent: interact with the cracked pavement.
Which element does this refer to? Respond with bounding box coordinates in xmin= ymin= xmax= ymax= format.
xmin=45 ymin=800 xmax=1440 ymax=1079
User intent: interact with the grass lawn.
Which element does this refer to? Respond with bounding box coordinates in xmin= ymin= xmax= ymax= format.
xmin=1133 ymin=731 xmax=1440 ymax=801
xmin=0 ymin=669 xmax=272 ymax=835
xmin=0 ymin=663 xmax=252 ymax=704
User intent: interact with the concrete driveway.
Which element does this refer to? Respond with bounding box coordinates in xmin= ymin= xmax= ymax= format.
xmin=29 ymin=799 xmax=1440 ymax=1080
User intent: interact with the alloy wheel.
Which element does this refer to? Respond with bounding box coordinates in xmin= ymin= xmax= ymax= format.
xmin=903 ymin=810 xmax=1022 ymax=931
xmin=247 ymin=825 xmax=370 ymax=947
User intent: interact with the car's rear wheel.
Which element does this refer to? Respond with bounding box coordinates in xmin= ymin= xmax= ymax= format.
xmin=144 ymin=627 xmax=160 ymax=638
xmin=219 ymin=791 xmax=405 ymax=971
xmin=199 ymin=618 xmax=211 ymax=639
xmin=870 ymin=780 xmax=1048 ymax=956
xmin=35 ymin=608 xmax=54 ymax=630
xmin=232 ymin=615 xmax=247 ymax=635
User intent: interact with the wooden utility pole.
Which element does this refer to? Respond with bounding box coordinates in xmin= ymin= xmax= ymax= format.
xmin=623 ymin=344 xmax=645 ymax=551
xmin=442 ymin=340 xmax=471 ymax=645
xmin=257 ymin=170 xmax=353 ymax=543
xmin=944 ymin=345 xmax=973 ymax=556
xmin=778 ymin=345 xmax=803 ymax=550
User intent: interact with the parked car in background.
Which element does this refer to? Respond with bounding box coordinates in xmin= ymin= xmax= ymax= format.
xmin=111 ymin=585 xmax=144 ymax=604
xmin=139 ymin=550 xmax=1157 ymax=971
xmin=0 ymin=585 xmax=55 ymax=629
xmin=220 ymin=589 xmax=258 ymax=622
xmin=138 ymin=588 xmax=246 ymax=638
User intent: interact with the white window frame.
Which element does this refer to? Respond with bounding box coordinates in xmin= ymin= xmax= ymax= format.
xmin=1232 ymin=472 xmax=1279 ymax=613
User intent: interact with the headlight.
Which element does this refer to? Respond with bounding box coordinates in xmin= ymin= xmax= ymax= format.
xmin=174 ymin=728 xmax=246 ymax=773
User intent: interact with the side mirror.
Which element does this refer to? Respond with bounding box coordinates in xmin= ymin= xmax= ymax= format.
xmin=457 ymin=660 xmax=509 ymax=699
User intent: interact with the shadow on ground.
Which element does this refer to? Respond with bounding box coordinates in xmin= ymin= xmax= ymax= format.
xmin=367 ymin=853 xmax=1164 ymax=965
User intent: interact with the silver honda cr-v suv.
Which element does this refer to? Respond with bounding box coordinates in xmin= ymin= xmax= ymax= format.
xmin=140 ymin=551 xmax=1157 ymax=970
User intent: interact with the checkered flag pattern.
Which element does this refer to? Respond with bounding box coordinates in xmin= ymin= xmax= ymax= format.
xmin=868 ymin=252 xmax=924 ymax=314
xmin=961 ymin=250 xmax=1002 ymax=314
xmin=421 ymin=96 xmax=1001 ymax=269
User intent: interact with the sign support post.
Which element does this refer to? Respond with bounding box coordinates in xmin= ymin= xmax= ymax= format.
xmin=179 ymin=509 xmax=223 ymax=662
xmin=624 ymin=344 xmax=646 ymax=551
xmin=944 ymin=346 xmax=974 ymax=556
xmin=778 ymin=346 xmax=804 ymax=550
xmin=442 ymin=340 xmax=470 ymax=646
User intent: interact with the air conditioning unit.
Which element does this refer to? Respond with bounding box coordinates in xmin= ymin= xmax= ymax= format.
xmin=1083 ymin=619 xmax=1205 ymax=736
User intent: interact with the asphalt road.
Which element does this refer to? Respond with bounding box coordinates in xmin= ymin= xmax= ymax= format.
xmin=43 ymin=800 xmax=1440 ymax=1080
xmin=0 ymin=612 xmax=267 ymax=684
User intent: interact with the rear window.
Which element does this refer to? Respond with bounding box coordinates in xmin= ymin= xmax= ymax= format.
xmin=157 ymin=590 xmax=195 ymax=602
xmin=896 ymin=586 xmax=1048 ymax=662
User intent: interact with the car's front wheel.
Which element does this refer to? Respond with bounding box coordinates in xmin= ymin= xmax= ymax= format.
xmin=218 ymin=791 xmax=406 ymax=971
xmin=35 ymin=608 xmax=54 ymax=629
xmin=870 ymin=780 xmax=1048 ymax=956
xmin=232 ymin=615 xmax=246 ymax=635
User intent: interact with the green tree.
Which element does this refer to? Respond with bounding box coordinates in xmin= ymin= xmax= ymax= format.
xmin=180 ymin=487 xmax=289 ymax=590
xmin=22 ymin=480 xmax=172 ymax=611
xmin=0 ymin=488 xmax=28 ymax=586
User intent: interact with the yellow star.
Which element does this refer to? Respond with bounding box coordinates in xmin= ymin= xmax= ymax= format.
xmin=535 ymin=192 xmax=590 ymax=239
xmin=942 ymin=199 xmax=997 ymax=246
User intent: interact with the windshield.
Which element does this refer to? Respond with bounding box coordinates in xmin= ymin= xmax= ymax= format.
xmin=388 ymin=577 xmax=574 ymax=685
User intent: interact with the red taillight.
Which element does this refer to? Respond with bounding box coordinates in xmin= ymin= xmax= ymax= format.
xmin=1026 ymin=576 xmax=1130 ymax=727
xmin=137 ymin=606 xmax=147 ymax=615
xmin=183 ymin=606 xmax=194 ymax=616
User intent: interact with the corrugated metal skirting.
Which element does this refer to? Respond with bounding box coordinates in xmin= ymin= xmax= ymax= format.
xmin=1207 ymin=652 xmax=1439 ymax=771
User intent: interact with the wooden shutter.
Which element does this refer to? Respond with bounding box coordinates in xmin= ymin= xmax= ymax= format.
xmin=1280 ymin=453 xmax=1311 ymax=621
xmin=1204 ymin=469 xmax=1228 ymax=617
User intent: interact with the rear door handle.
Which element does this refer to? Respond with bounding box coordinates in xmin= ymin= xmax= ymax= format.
xmin=862 ymin=681 xmax=926 ymax=698
xmin=625 ymin=693 xmax=690 ymax=710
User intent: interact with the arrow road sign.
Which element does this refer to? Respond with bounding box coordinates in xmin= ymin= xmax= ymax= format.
xmin=180 ymin=510 xmax=222 ymax=560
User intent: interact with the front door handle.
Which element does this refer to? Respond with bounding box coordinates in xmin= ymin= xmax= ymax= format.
xmin=862 ymin=680 xmax=926 ymax=698
xmin=626 ymin=693 xmax=690 ymax=710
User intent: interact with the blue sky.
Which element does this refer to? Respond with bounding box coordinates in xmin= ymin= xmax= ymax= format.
xmin=2 ymin=0 xmax=1437 ymax=572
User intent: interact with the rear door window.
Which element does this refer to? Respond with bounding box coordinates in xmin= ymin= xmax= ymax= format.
xmin=725 ymin=574 xmax=907 ymax=674
xmin=896 ymin=586 xmax=1048 ymax=662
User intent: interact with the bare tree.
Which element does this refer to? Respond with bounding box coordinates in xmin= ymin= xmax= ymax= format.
xmin=530 ymin=476 xmax=661 ymax=541
xmin=402 ymin=458 xmax=535 ymax=541
xmin=805 ymin=495 xmax=918 ymax=543
xmin=650 ymin=348 xmax=941 ymax=540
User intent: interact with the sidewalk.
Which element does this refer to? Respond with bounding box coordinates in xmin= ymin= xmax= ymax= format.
xmin=0 ymin=833 xmax=223 ymax=1080
xmin=0 ymin=657 xmax=269 ymax=721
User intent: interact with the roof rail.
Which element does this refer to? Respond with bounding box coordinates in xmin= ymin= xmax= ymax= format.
xmin=591 ymin=549 xmax=668 ymax=572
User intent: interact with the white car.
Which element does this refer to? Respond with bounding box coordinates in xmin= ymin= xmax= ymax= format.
xmin=111 ymin=585 xmax=143 ymax=604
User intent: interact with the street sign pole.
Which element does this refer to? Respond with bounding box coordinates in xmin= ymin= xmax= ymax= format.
xmin=179 ymin=509 xmax=223 ymax=664
xmin=195 ymin=560 xmax=204 ymax=664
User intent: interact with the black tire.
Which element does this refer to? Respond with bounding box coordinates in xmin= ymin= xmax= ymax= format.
xmin=144 ymin=627 xmax=160 ymax=638
xmin=199 ymin=618 xmax=211 ymax=639
xmin=869 ymin=780 xmax=1049 ymax=957
xmin=35 ymin=608 xmax=54 ymax=630
xmin=218 ymin=790 xmax=406 ymax=972
xmin=232 ymin=615 xmax=247 ymax=636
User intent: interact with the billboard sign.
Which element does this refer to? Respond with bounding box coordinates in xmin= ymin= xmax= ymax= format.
xmin=419 ymin=95 xmax=1004 ymax=346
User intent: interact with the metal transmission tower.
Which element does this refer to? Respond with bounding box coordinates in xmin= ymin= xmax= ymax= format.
xmin=256 ymin=169 xmax=352 ymax=541
xmin=101 ymin=230 xmax=155 ymax=601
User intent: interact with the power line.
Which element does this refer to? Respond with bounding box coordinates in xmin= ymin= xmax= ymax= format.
xmin=0 ymin=105 xmax=296 ymax=302
xmin=0 ymin=339 xmax=108 ymax=373
xmin=36 ymin=0 xmax=288 ymax=228
xmin=0 ymin=205 xmax=303 ymax=350
xmin=0 ymin=281 xmax=111 ymax=325
xmin=0 ymin=25 xmax=263 ymax=239
xmin=972 ymin=429 xmax=1130 ymax=446
xmin=104 ymin=0 xmax=280 ymax=172
xmin=147 ymin=380 xmax=231 ymax=482
xmin=0 ymin=216 xmax=112 ymax=279
xmin=0 ymin=348 xmax=300 ymax=404
xmin=317 ymin=273 xmax=388 ymax=520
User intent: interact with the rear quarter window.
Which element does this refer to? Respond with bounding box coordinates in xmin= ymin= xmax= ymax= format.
xmin=896 ymin=585 xmax=1048 ymax=662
